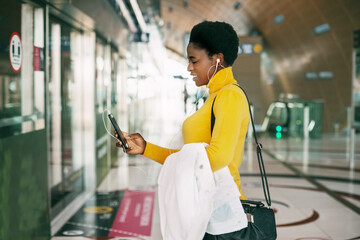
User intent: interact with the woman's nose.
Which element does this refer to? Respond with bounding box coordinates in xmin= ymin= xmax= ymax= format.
xmin=187 ymin=62 xmax=192 ymax=71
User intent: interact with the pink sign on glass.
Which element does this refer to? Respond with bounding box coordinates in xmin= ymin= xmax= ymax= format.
xmin=109 ymin=189 xmax=155 ymax=238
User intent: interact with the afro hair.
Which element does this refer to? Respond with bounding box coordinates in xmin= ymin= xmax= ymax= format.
xmin=189 ymin=21 xmax=239 ymax=66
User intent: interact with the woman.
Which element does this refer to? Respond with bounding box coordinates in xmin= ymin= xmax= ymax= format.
xmin=117 ymin=21 xmax=250 ymax=236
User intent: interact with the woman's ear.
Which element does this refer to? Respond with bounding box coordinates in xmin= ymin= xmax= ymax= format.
xmin=213 ymin=53 xmax=225 ymax=65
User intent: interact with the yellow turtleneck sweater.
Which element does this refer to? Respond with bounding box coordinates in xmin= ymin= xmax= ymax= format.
xmin=143 ymin=67 xmax=250 ymax=200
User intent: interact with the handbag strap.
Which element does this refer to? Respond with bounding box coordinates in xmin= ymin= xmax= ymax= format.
xmin=240 ymin=200 xmax=265 ymax=207
xmin=211 ymin=84 xmax=272 ymax=207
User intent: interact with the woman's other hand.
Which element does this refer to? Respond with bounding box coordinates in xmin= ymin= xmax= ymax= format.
xmin=115 ymin=131 xmax=146 ymax=155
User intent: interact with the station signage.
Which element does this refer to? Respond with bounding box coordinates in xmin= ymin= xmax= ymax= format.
xmin=9 ymin=32 xmax=23 ymax=73
xmin=238 ymin=43 xmax=263 ymax=54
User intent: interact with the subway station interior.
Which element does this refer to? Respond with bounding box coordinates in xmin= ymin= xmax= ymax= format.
xmin=0 ymin=0 xmax=360 ymax=239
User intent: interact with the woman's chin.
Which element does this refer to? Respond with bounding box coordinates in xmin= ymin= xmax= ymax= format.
xmin=194 ymin=80 xmax=206 ymax=87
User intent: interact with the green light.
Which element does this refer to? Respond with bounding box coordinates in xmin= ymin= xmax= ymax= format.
xmin=276 ymin=125 xmax=282 ymax=132
xmin=276 ymin=132 xmax=282 ymax=139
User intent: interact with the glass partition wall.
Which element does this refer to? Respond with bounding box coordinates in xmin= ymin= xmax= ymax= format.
xmin=95 ymin=39 xmax=111 ymax=185
xmin=0 ymin=1 xmax=51 ymax=239
xmin=1 ymin=0 xmax=125 ymax=237
xmin=0 ymin=1 xmax=45 ymax=137
xmin=48 ymin=16 xmax=122 ymax=223
xmin=48 ymin=19 xmax=86 ymax=218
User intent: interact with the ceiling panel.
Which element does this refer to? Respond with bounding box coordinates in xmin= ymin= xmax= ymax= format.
xmin=158 ymin=0 xmax=360 ymax=131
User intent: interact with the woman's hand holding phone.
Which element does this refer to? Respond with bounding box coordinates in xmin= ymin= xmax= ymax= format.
xmin=115 ymin=131 xmax=146 ymax=155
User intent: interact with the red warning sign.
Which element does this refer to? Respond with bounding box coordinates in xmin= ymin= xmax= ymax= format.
xmin=34 ymin=46 xmax=41 ymax=71
xmin=109 ymin=190 xmax=155 ymax=237
xmin=9 ymin=32 xmax=23 ymax=73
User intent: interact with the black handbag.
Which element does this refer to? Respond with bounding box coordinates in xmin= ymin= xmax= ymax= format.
xmin=206 ymin=84 xmax=277 ymax=240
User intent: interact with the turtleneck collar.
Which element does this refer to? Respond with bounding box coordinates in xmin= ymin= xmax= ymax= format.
xmin=206 ymin=67 xmax=237 ymax=94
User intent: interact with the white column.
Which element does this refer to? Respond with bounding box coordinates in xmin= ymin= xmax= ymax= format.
xmin=104 ymin=44 xmax=112 ymax=171
xmin=82 ymin=31 xmax=96 ymax=191
xmin=302 ymin=138 xmax=309 ymax=173
xmin=21 ymin=4 xmax=34 ymax=133
xmin=303 ymin=105 xmax=310 ymax=139
xmin=349 ymin=128 xmax=355 ymax=170
xmin=34 ymin=7 xmax=45 ymax=130
xmin=346 ymin=107 xmax=352 ymax=162
xmin=71 ymin=31 xmax=83 ymax=171
xmin=51 ymin=23 xmax=62 ymax=186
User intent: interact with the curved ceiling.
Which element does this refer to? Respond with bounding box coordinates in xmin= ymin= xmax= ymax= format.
xmin=159 ymin=0 xmax=360 ymax=132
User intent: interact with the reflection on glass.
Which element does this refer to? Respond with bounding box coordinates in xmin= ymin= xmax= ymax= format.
xmin=95 ymin=40 xmax=111 ymax=185
xmin=0 ymin=3 xmax=45 ymax=138
xmin=49 ymin=20 xmax=84 ymax=218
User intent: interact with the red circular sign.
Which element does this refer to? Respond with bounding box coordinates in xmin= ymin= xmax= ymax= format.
xmin=9 ymin=32 xmax=23 ymax=73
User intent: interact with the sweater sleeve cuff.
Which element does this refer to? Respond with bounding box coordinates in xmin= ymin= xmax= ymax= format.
xmin=143 ymin=141 xmax=155 ymax=158
xmin=142 ymin=142 xmax=166 ymax=165
xmin=143 ymin=142 xmax=180 ymax=165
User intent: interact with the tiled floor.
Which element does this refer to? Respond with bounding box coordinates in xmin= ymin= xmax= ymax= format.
xmin=51 ymin=90 xmax=360 ymax=240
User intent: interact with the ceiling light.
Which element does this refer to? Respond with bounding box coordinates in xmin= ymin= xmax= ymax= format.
xmin=312 ymin=23 xmax=330 ymax=35
xmin=234 ymin=1 xmax=241 ymax=9
xmin=273 ymin=14 xmax=284 ymax=24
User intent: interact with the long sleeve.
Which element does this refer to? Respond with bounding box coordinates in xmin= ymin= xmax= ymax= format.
xmin=142 ymin=142 xmax=179 ymax=164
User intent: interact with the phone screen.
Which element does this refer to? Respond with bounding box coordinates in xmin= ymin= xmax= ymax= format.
xmin=108 ymin=113 xmax=129 ymax=151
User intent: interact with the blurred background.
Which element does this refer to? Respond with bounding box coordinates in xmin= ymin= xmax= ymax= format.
xmin=0 ymin=0 xmax=359 ymax=239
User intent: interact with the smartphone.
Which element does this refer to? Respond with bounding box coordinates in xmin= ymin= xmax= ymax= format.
xmin=108 ymin=113 xmax=129 ymax=152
